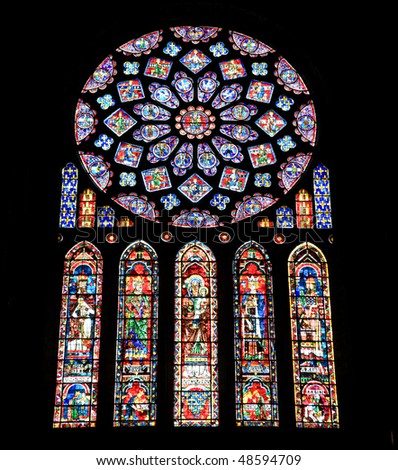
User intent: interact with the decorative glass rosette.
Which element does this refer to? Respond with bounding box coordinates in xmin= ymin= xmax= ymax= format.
xmin=74 ymin=26 xmax=317 ymax=227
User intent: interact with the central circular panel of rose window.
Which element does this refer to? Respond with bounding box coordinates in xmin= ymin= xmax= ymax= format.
xmin=176 ymin=106 xmax=215 ymax=139
xmin=74 ymin=26 xmax=318 ymax=228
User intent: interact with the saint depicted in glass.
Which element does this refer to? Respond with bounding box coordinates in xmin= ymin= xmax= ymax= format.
xmin=114 ymin=241 xmax=159 ymax=426
xmin=234 ymin=241 xmax=278 ymax=426
xmin=53 ymin=241 xmax=103 ymax=427
xmin=174 ymin=241 xmax=218 ymax=426
xmin=288 ymin=242 xmax=339 ymax=428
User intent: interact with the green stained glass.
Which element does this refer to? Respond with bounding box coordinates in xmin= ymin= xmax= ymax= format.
xmin=114 ymin=241 xmax=159 ymax=426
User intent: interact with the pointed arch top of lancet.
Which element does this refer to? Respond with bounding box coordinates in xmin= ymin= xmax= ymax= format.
xmin=176 ymin=240 xmax=216 ymax=263
xmin=288 ymin=241 xmax=327 ymax=264
xmin=65 ymin=240 xmax=102 ymax=261
xmin=234 ymin=240 xmax=270 ymax=264
xmin=120 ymin=240 xmax=159 ymax=263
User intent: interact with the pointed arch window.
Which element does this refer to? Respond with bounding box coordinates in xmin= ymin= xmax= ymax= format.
xmin=295 ymin=189 xmax=313 ymax=228
xmin=234 ymin=241 xmax=278 ymax=426
xmin=276 ymin=206 xmax=294 ymax=228
xmin=114 ymin=241 xmax=159 ymax=426
xmin=53 ymin=241 xmax=103 ymax=428
xmin=288 ymin=242 xmax=339 ymax=428
xmin=174 ymin=241 xmax=218 ymax=426
xmin=97 ymin=206 xmax=115 ymax=227
xmin=78 ymin=188 xmax=96 ymax=228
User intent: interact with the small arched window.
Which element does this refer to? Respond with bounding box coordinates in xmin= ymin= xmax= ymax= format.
xmin=295 ymin=189 xmax=313 ymax=228
xmin=78 ymin=188 xmax=96 ymax=228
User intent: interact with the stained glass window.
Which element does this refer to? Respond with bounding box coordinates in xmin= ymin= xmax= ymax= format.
xmin=53 ymin=241 xmax=103 ymax=428
xmin=313 ymin=164 xmax=332 ymax=229
xmin=73 ymin=27 xmax=318 ymax=227
xmin=276 ymin=205 xmax=294 ymax=228
xmin=78 ymin=188 xmax=96 ymax=228
xmin=234 ymin=241 xmax=278 ymax=426
xmin=114 ymin=241 xmax=159 ymax=426
xmin=296 ymin=189 xmax=313 ymax=228
xmin=97 ymin=205 xmax=115 ymax=227
xmin=59 ymin=163 xmax=78 ymax=228
xmin=288 ymin=242 xmax=339 ymax=428
xmin=55 ymin=23 xmax=341 ymax=434
xmin=174 ymin=241 xmax=218 ymax=426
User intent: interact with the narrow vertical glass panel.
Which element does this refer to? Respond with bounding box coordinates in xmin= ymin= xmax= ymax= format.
xmin=53 ymin=241 xmax=103 ymax=428
xmin=295 ymin=189 xmax=313 ymax=228
xmin=114 ymin=241 xmax=158 ymax=426
xmin=98 ymin=206 xmax=115 ymax=227
xmin=78 ymin=189 xmax=96 ymax=228
xmin=59 ymin=163 xmax=78 ymax=228
xmin=174 ymin=241 xmax=218 ymax=426
xmin=234 ymin=241 xmax=278 ymax=426
xmin=313 ymin=164 xmax=332 ymax=229
xmin=288 ymin=242 xmax=339 ymax=428
xmin=276 ymin=205 xmax=294 ymax=228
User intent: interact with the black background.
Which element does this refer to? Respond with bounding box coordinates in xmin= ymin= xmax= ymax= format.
xmin=5 ymin=0 xmax=395 ymax=451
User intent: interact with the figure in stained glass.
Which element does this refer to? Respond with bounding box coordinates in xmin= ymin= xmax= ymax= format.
xmin=114 ymin=241 xmax=158 ymax=426
xmin=54 ymin=242 xmax=102 ymax=428
xmin=288 ymin=243 xmax=339 ymax=428
xmin=234 ymin=242 xmax=278 ymax=426
xmin=175 ymin=241 xmax=218 ymax=426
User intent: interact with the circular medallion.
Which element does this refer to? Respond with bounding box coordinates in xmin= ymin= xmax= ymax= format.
xmin=153 ymin=86 xmax=172 ymax=102
xmin=175 ymin=106 xmax=215 ymax=139
xmin=142 ymin=103 xmax=160 ymax=119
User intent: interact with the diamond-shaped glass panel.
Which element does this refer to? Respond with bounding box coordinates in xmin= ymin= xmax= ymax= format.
xmin=179 ymin=49 xmax=211 ymax=74
xmin=144 ymin=57 xmax=173 ymax=79
xmin=178 ymin=173 xmax=212 ymax=202
xmin=255 ymin=110 xmax=286 ymax=137
xmin=104 ymin=108 xmax=137 ymax=136
xmin=141 ymin=166 xmax=172 ymax=192
xmin=219 ymin=166 xmax=249 ymax=192
xmin=117 ymin=79 xmax=145 ymax=102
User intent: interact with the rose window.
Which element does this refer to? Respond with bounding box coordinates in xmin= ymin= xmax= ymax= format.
xmin=74 ymin=26 xmax=317 ymax=227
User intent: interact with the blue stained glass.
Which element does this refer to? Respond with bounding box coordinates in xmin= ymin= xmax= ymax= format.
xmin=98 ymin=206 xmax=115 ymax=227
xmin=313 ymin=164 xmax=332 ymax=229
xmin=276 ymin=206 xmax=294 ymax=228
xmin=59 ymin=163 xmax=78 ymax=228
